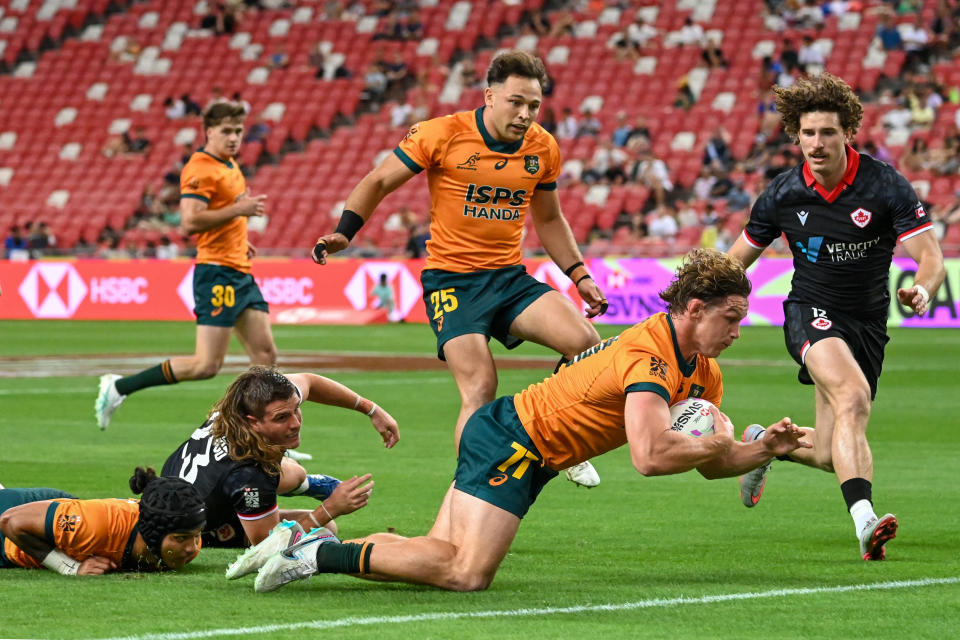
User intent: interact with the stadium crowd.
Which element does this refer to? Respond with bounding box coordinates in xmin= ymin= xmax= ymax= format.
xmin=3 ymin=0 xmax=960 ymax=261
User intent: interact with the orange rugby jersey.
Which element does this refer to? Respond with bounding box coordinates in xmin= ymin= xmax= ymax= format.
xmin=394 ymin=107 xmax=562 ymax=272
xmin=513 ymin=313 xmax=724 ymax=470
xmin=5 ymin=498 xmax=141 ymax=569
xmin=180 ymin=149 xmax=251 ymax=272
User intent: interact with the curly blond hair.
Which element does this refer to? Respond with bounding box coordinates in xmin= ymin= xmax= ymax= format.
xmin=660 ymin=249 xmax=752 ymax=315
xmin=209 ymin=366 xmax=297 ymax=476
xmin=774 ymin=72 xmax=863 ymax=140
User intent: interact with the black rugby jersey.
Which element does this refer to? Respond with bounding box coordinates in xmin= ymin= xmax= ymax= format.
xmin=161 ymin=414 xmax=280 ymax=548
xmin=743 ymin=146 xmax=933 ymax=319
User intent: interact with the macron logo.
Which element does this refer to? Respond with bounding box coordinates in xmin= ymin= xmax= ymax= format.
xmin=797 ymin=210 xmax=809 ymax=226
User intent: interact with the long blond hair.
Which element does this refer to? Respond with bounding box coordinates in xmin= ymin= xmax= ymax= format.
xmin=209 ymin=366 xmax=297 ymax=475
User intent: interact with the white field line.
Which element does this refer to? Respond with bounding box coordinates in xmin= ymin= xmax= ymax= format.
xmin=93 ymin=576 xmax=959 ymax=640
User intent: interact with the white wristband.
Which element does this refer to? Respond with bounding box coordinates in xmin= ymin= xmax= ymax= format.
xmin=366 ymin=403 xmax=378 ymax=417
xmin=41 ymin=550 xmax=80 ymax=575
xmin=915 ymin=284 xmax=929 ymax=305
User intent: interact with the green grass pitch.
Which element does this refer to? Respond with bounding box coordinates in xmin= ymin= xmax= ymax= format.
xmin=0 ymin=320 xmax=957 ymax=639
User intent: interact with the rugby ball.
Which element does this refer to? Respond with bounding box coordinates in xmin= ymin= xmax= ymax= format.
xmin=669 ymin=398 xmax=716 ymax=437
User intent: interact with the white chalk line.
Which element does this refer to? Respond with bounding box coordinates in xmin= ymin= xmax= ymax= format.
xmin=92 ymin=576 xmax=959 ymax=640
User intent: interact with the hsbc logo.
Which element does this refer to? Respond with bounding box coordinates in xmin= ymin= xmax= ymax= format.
xmin=345 ymin=263 xmax=420 ymax=320
xmin=18 ymin=263 xmax=88 ymax=318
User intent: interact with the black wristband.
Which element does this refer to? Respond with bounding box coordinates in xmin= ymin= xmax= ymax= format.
xmin=576 ymin=274 xmax=592 ymax=286
xmin=563 ymin=261 xmax=584 ymax=277
xmin=335 ymin=209 xmax=365 ymax=240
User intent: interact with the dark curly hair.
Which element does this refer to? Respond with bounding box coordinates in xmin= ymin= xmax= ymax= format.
xmin=660 ymin=249 xmax=752 ymax=315
xmin=486 ymin=49 xmax=547 ymax=88
xmin=774 ymin=72 xmax=863 ymax=140
xmin=130 ymin=467 xmax=206 ymax=568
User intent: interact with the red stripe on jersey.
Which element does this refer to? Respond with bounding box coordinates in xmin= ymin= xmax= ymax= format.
xmin=898 ymin=222 xmax=933 ymax=243
xmin=742 ymin=230 xmax=766 ymax=249
xmin=800 ymin=340 xmax=811 ymax=363
xmin=236 ymin=505 xmax=279 ymax=521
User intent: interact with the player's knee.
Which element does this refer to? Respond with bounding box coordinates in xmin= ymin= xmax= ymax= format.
xmin=444 ymin=568 xmax=494 ymax=592
xmin=193 ymin=361 xmax=222 ymax=379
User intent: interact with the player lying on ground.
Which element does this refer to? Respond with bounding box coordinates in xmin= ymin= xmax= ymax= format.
xmin=233 ymin=249 xmax=810 ymax=592
xmin=0 ymin=467 xmax=204 ymax=575
xmin=160 ymin=366 xmax=399 ymax=548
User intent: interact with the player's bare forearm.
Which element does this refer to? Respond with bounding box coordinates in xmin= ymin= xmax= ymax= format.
xmin=0 ymin=502 xmax=56 ymax=563
xmin=727 ymin=236 xmax=763 ymax=269
xmin=898 ymin=232 xmax=946 ymax=314
xmin=697 ymin=417 xmax=810 ymax=479
xmin=180 ymin=198 xmax=264 ymax=235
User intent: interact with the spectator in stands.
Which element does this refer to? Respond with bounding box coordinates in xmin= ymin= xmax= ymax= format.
xmin=757 ymin=89 xmax=781 ymax=141
xmin=182 ymin=94 xmax=203 ymax=116
xmin=630 ymin=143 xmax=673 ymax=207
xmin=244 ymin=116 xmax=271 ymax=143
xmin=73 ymin=235 xmax=95 ymax=257
xmin=927 ymin=130 xmax=960 ymax=175
xmin=901 ymin=136 xmax=933 ymax=173
xmin=674 ymin=75 xmax=696 ymax=110
xmin=905 ymin=86 xmax=936 ymax=129
xmin=577 ymin=109 xmax=602 ymax=138
xmin=206 ymin=87 xmax=229 ymax=110
xmin=555 ymin=107 xmax=579 ymax=140
xmin=678 ymin=17 xmax=704 ymax=47
xmin=97 ymin=236 xmax=130 ymax=259
xmin=4 ymin=225 xmax=28 ymax=259
xmin=549 ymin=9 xmax=576 ymax=38
xmin=232 ymin=92 xmax=252 ymax=115
xmin=779 ymin=38 xmax=800 ymax=72
xmin=523 ymin=8 xmax=551 ymax=37
xmin=627 ymin=15 xmax=658 ymax=50
xmin=458 ymin=56 xmax=481 ymax=89
xmin=703 ymin=126 xmax=733 ymax=172
xmin=876 ymin=14 xmax=904 ymax=51
xmin=371 ymin=0 xmax=394 ymax=17
xmin=646 ymin=206 xmax=679 ymax=240
xmin=861 ymin=139 xmax=894 ymax=164
xmin=373 ymin=14 xmax=404 ymax=41
xmin=901 ymin=14 xmax=931 ymax=71
xmin=675 ymin=199 xmax=701 ymax=229
xmin=609 ymin=30 xmax=639 ymax=62
xmin=611 ymin=112 xmax=632 ymax=147
xmin=125 ymin=126 xmax=151 ymax=154
xmin=701 ymin=35 xmax=728 ymax=69
xmin=795 ymin=0 xmax=825 ymax=29
xmin=930 ymin=189 xmax=960 ymax=240
xmin=625 ymin=114 xmax=653 ymax=150
xmin=692 ymin=166 xmax=717 ymax=200
xmin=359 ymin=62 xmax=389 ymax=110
xmin=539 ymin=107 xmax=558 ymax=136
xmin=164 ymin=96 xmax=187 ymax=119
xmin=200 ymin=2 xmax=240 ymax=35
xmin=798 ymin=35 xmax=825 ymax=73
xmin=156 ymin=235 xmax=181 ymax=260
xmin=384 ymin=52 xmax=411 ymax=102
xmin=589 ymin=137 xmax=629 ymax=183
xmin=403 ymin=11 xmax=424 ymax=41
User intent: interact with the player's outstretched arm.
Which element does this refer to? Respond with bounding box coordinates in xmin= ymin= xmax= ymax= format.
xmin=286 ymin=373 xmax=399 ymax=447
xmin=897 ymin=231 xmax=945 ymax=316
xmin=696 ymin=416 xmax=810 ymax=479
xmin=625 ymin=392 xmax=733 ymax=476
xmin=312 ymin=153 xmax=417 ymax=264
xmin=528 ymin=189 xmax=607 ymax=317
